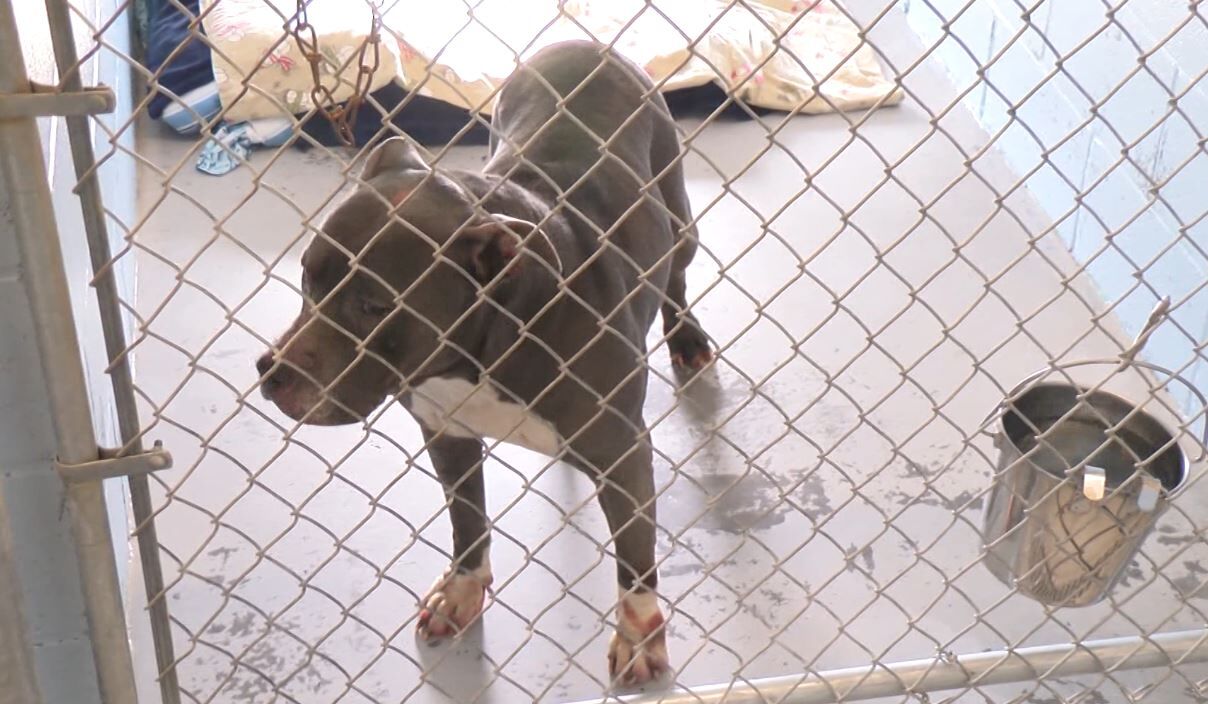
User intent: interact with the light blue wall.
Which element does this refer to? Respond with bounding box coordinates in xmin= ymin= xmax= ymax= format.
xmin=902 ymin=0 xmax=1208 ymax=410
xmin=0 ymin=224 xmax=103 ymax=704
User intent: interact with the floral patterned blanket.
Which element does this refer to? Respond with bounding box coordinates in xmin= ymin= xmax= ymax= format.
xmin=202 ymin=0 xmax=901 ymax=123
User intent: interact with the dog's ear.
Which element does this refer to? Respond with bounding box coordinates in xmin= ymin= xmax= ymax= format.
xmin=361 ymin=136 xmax=430 ymax=179
xmin=451 ymin=215 xmax=562 ymax=285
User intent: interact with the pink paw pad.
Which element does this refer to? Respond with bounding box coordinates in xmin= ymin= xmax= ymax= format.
xmin=608 ymin=590 xmax=670 ymax=685
xmin=416 ymin=563 xmax=493 ymax=641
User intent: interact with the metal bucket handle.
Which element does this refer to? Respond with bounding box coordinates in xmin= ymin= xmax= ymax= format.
xmin=980 ymin=297 xmax=1207 ymax=508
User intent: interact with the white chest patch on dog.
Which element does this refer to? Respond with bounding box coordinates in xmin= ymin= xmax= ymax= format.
xmin=408 ymin=376 xmax=562 ymax=456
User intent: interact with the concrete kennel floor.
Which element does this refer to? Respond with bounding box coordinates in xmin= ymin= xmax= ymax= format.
xmin=126 ymin=7 xmax=1208 ymax=704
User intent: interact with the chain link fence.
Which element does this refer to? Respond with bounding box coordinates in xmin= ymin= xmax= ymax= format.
xmin=28 ymin=0 xmax=1208 ymax=701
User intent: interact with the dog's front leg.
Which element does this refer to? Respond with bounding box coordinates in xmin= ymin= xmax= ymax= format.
xmin=416 ymin=429 xmax=493 ymax=640
xmin=592 ymin=442 xmax=669 ymax=685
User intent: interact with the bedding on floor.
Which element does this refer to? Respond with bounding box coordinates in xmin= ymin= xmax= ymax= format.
xmin=143 ymin=0 xmax=901 ymax=175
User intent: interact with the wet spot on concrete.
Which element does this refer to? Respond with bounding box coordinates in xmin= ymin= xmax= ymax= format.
xmin=1157 ymin=524 xmax=1194 ymax=546
xmin=944 ymin=489 xmax=984 ymax=512
xmin=1114 ymin=559 xmax=1146 ymax=588
xmin=211 ymin=635 xmax=336 ymax=700
xmin=1171 ymin=560 xmax=1208 ymax=600
xmin=662 ymin=470 xmax=792 ymax=534
xmin=225 ymin=611 xmax=259 ymax=638
xmin=891 ymin=487 xmax=983 ymax=512
xmin=759 ymin=586 xmax=788 ymax=607
xmin=208 ymin=545 xmax=239 ymax=565
xmin=845 ymin=543 xmax=876 ymax=573
xmin=221 ymin=672 xmax=271 ymax=701
xmin=796 ymin=472 xmax=834 ymax=521
xmin=662 ymin=558 xmax=719 ymax=577
xmin=1158 ymin=533 xmax=1195 ymax=546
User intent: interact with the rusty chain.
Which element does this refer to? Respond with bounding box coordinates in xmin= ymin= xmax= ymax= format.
xmin=290 ymin=0 xmax=382 ymax=146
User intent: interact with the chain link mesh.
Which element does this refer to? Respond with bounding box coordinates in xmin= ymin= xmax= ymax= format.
xmin=40 ymin=0 xmax=1208 ymax=700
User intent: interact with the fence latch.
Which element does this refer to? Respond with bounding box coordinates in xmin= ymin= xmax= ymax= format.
xmin=0 ymin=81 xmax=115 ymax=119
xmin=56 ymin=441 xmax=173 ymax=483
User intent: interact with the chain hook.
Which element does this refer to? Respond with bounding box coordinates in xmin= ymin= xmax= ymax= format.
xmin=1119 ymin=295 xmax=1171 ymax=365
xmin=290 ymin=0 xmax=382 ymax=146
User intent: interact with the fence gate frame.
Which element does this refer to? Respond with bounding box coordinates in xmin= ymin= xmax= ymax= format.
xmin=6 ymin=0 xmax=1208 ymax=702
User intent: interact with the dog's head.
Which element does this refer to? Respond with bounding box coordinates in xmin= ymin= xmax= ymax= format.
xmin=256 ymin=137 xmax=559 ymax=425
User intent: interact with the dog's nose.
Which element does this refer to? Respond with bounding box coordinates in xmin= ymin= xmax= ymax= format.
xmin=255 ymin=352 xmax=274 ymax=378
xmin=256 ymin=352 xmax=295 ymax=396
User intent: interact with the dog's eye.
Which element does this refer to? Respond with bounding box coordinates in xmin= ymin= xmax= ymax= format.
xmin=359 ymin=299 xmax=394 ymax=317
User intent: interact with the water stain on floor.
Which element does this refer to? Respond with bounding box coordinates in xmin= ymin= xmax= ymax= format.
xmin=661 ymin=469 xmax=795 ymax=534
xmin=1171 ymin=560 xmax=1208 ymax=601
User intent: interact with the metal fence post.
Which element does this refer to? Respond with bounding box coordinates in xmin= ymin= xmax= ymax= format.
xmin=565 ymin=629 xmax=1208 ymax=704
xmin=0 ymin=0 xmax=140 ymax=701
xmin=42 ymin=0 xmax=182 ymax=698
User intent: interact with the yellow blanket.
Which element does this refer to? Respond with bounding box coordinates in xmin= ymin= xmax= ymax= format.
xmin=203 ymin=0 xmax=901 ymax=123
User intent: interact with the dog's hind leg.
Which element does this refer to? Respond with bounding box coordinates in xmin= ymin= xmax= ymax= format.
xmin=416 ymin=430 xmax=493 ymax=641
xmin=655 ymin=154 xmax=713 ymax=371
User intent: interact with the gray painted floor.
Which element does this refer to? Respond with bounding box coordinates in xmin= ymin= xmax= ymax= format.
xmin=126 ymin=6 xmax=1208 ymax=703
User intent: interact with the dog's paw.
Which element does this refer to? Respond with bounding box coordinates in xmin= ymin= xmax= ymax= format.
xmin=668 ymin=322 xmax=713 ymax=372
xmin=416 ymin=563 xmax=492 ymax=641
xmin=608 ymin=590 xmax=670 ymax=686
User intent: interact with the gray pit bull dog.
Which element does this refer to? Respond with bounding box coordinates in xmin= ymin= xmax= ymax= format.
xmin=256 ymin=40 xmax=711 ymax=685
